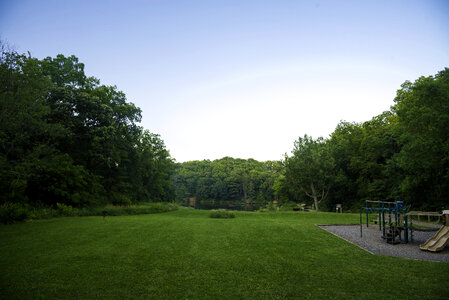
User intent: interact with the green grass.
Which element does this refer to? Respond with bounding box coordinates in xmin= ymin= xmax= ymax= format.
xmin=0 ymin=209 xmax=448 ymax=299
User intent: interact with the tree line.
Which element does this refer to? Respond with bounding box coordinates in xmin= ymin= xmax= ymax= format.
xmin=1 ymin=45 xmax=174 ymax=208
xmin=2 ymin=44 xmax=447 ymax=212
xmin=173 ymin=70 xmax=449 ymax=212
xmin=173 ymin=157 xmax=284 ymax=210
xmin=284 ymin=68 xmax=449 ymax=211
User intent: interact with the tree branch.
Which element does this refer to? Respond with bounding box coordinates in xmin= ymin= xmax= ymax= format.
xmin=303 ymin=188 xmax=314 ymax=198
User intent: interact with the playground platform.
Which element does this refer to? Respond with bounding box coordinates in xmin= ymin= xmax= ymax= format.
xmin=318 ymin=224 xmax=449 ymax=263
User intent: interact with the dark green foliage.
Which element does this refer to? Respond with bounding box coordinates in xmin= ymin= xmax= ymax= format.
xmin=0 ymin=202 xmax=28 ymax=224
xmin=0 ymin=45 xmax=175 ymax=209
xmin=284 ymin=68 xmax=449 ymax=211
xmin=56 ymin=202 xmax=74 ymax=216
xmin=89 ymin=203 xmax=179 ymax=216
xmin=391 ymin=69 xmax=449 ymax=209
xmin=209 ymin=210 xmax=235 ymax=218
xmin=278 ymin=201 xmax=299 ymax=211
xmin=325 ymin=112 xmax=401 ymax=210
xmin=285 ymin=135 xmax=334 ymax=211
xmin=0 ymin=202 xmax=178 ymax=223
xmin=2 ymin=42 xmax=446 ymax=213
xmin=173 ymin=157 xmax=284 ymax=210
xmin=258 ymin=202 xmax=278 ymax=212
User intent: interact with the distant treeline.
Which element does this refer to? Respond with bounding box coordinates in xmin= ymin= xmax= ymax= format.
xmin=173 ymin=69 xmax=449 ymax=212
xmin=173 ymin=158 xmax=284 ymax=210
xmin=1 ymin=45 xmax=174 ymax=208
xmin=1 ymin=44 xmax=448 ymax=212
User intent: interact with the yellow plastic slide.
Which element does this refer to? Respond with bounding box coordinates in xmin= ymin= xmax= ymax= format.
xmin=420 ymin=226 xmax=449 ymax=252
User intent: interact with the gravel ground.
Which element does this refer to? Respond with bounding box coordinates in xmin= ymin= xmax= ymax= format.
xmin=318 ymin=224 xmax=449 ymax=263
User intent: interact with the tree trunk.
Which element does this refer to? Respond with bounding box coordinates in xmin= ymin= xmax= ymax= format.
xmin=310 ymin=182 xmax=320 ymax=212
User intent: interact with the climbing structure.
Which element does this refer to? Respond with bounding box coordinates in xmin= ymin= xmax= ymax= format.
xmin=360 ymin=201 xmax=449 ymax=249
xmin=360 ymin=200 xmax=411 ymax=244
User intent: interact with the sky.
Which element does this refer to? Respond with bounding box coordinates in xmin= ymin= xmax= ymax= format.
xmin=1 ymin=0 xmax=448 ymax=162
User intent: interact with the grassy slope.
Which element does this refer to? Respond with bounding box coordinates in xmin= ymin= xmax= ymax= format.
xmin=0 ymin=209 xmax=448 ymax=299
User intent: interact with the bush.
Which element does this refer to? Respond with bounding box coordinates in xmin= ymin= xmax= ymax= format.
xmin=279 ymin=201 xmax=299 ymax=211
xmin=27 ymin=206 xmax=58 ymax=220
xmin=210 ymin=210 xmax=235 ymax=219
xmin=0 ymin=202 xmax=179 ymax=224
xmin=0 ymin=202 xmax=29 ymax=224
xmin=258 ymin=202 xmax=277 ymax=212
xmin=100 ymin=202 xmax=179 ymax=216
xmin=111 ymin=194 xmax=132 ymax=207
xmin=56 ymin=203 xmax=74 ymax=216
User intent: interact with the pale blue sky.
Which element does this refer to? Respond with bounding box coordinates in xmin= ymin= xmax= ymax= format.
xmin=1 ymin=0 xmax=448 ymax=161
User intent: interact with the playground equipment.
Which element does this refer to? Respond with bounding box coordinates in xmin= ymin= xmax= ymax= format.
xmin=404 ymin=211 xmax=444 ymax=243
xmin=420 ymin=211 xmax=449 ymax=252
xmin=419 ymin=226 xmax=449 ymax=252
xmin=360 ymin=200 xmax=411 ymax=244
xmin=361 ymin=201 xmax=448 ymax=247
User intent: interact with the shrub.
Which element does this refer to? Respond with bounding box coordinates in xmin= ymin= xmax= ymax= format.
xmin=279 ymin=201 xmax=299 ymax=211
xmin=210 ymin=210 xmax=235 ymax=219
xmin=111 ymin=194 xmax=132 ymax=207
xmin=0 ymin=202 xmax=179 ymax=224
xmin=0 ymin=202 xmax=29 ymax=224
xmin=56 ymin=203 xmax=74 ymax=216
xmin=259 ymin=202 xmax=277 ymax=212
xmin=27 ymin=206 xmax=58 ymax=220
xmin=93 ymin=202 xmax=179 ymax=217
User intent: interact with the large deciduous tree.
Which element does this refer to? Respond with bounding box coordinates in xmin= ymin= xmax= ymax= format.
xmin=392 ymin=68 xmax=449 ymax=208
xmin=285 ymin=135 xmax=334 ymax=211
xmin=0 ymin=45 xmax=174 ymax=207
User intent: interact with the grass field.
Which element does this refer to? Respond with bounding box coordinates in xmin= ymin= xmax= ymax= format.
xmin=0 ymin=209 xmax=448 ymax=299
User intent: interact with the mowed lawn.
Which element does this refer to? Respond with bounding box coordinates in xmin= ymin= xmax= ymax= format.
xmin=0 ymin=209 xmax=448 ymax=299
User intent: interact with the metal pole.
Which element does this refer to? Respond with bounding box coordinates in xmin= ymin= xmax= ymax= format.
xmin=360 ymin=208 xmax=363 ymax=237
xmin=378 ymin=202 xmax=381 ymax=231
xmin=394 ymin=203 xmax=398 ymax=227
xmin=366 ymin=210 xmax=368 ymax=227
xmin=404 ymin=214 xmax=408 ymax=244
xmin=378 ymin=209 xmax=381 ymax=231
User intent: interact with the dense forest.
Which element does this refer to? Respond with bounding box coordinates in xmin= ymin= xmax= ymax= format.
xmin=1 ymin=45 xmax=448 ymax=212
xmin=284 ymin=69 xmax=449 ymax=211
xmin=172 ymin=69 xmax=449 ymax=212
xmin=173 ymin=158 xmax=284 ymax=210
xmin=0 ymin=46 xmax=174 ymax=208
